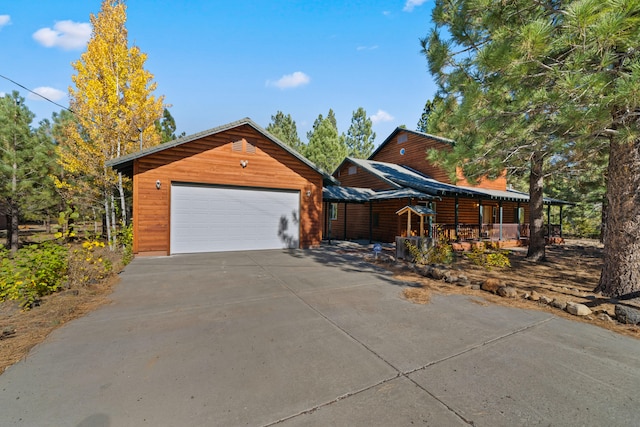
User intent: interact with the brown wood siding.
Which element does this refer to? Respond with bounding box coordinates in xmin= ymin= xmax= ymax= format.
xmin=333 ymin=161 xmax=396 ymax=191
xmin=372 ymin=130 xmax=507 ymax=191
xmin=371 ymin=131 xmax=453 ymax=183
xmin=133 ymin=125 xmax=323 ymax=254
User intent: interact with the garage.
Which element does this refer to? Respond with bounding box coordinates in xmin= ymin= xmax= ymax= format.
xmin=105 ymin=118 xmax=333 ymax=256
xmin=170 ymin=184 xmax=300 ymax=254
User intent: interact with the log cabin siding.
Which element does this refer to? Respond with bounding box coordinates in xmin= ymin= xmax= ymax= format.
xmin=371 ymin=131 xmax=453 ymax=183
xmin=132 ymin=125 xmax=323 ymax=254
xmin=334 ymin=161 xmax=396 ymax=191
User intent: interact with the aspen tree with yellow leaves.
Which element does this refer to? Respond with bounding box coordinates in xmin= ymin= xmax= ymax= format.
xmin=56 ymin=0 xmax=164 ymax=248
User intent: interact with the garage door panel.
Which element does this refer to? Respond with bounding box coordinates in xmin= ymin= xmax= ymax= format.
xmin=170 ymin=185 xmax=300 ymax=254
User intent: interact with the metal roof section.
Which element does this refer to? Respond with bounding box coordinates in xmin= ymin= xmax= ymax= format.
xmin=395 ymin=205 xmax=437 ymax=216
xmin=105 ymin=117 xmax=338 ymax=185
xmin=342 ymin=158 xmax=571 ymax=205
xmin=323 ymin=186 xmax=375 ymax=203
xmin=369 ymin=188 xmax=438 ymax=201
xmin=347 ymin=157 xmax=481 ymax=197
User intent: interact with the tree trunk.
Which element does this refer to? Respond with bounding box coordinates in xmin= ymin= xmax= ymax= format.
xmin=595 ymin=137 xmax=640 ymax=297
xmin=526 ymin=151 xmax=546 ymax=261
xmin=8 ymin=200 xmax=19 ymax=253
xmin=104 ymin=192 xmax=112 ymax=249
xmin=118 ymin=172 xmax=127 ymax=225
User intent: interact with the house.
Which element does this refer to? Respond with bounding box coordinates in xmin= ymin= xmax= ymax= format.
xmin=323 ymin=128 xmax=569 ymax=246
xmin=106 ymin=118 xmax=335 ymax=256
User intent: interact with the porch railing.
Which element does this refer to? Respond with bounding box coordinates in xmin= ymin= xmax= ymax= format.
xmin=430 ymin=223 xmax=561 ymax=242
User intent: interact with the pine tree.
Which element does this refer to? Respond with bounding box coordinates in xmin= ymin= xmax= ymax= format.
xmin=342 ymin=107 xmax=375 ymax=159
xmin=0 ymin=92 xmax=53 ymax=251
xmin=56 ymin=0 xmax=164 ymax=247
xmin=266 ymin=111 xmax=305 ymax=153
xmin=306 ymin=114 xmax=347 ymax=173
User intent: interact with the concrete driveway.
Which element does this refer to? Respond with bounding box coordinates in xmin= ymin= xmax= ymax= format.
xmin=1 ymin=247 xmax=639 ymax=426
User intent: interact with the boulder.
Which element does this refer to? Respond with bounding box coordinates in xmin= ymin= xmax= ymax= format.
xmin=539 ymin=295 xmax=553 ymax=304
xmin=471 ymin=284 xmax=481 ymax=290
xmin=528 ymin=290 xmax=540 ymax=301
xmin=429 ymin=268 xmax=446 ymax=281
xmin=614 ymin=305 xmax=640 ymax=325
xmin=566 ymin=302 xmax=592 ymax=316
xmin=497 ymin=286 xmax=518 ymax=298
xmin=444 ymin=272 xmax=459 ymax=283
xmin=481 ymin=278 xmax=502 ymax=294
xmin=550 ymin=299 xmax=567 ymax=310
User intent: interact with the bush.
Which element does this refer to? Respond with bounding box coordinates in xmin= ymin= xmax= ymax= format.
xmin=0 ymin=242 xmax=69 ymax=309
xmin=67 ymin=240 xmax=114 ymax=288
xmin=117 ymin=223 xmax=134 ymax=266
xmin=466 ymin=247 xmax=511 ymax=270
xmin=404 ymin=235 xmax=454 ymax=265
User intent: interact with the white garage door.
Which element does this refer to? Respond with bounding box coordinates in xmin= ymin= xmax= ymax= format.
xmin=170 ymin=184 xmax=300 ymax=254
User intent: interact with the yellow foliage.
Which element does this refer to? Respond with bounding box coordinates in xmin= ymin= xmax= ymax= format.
xmin=55 ymin=0 xmax=164 ymax=200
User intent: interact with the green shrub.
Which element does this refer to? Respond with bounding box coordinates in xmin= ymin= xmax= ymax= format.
xmin=117 ymin=223 xmax=134 ymax=265
xmin=404 ymin=235 xmax=454 ymax=265
xmin=466 ymin=247 xmax=511 ymax=270
xmin=0 ymin=242 xmax=69 ymax=309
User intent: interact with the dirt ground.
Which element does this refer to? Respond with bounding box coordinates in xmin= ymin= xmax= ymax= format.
xmin=1 ymin=238 xmax=639 ymax=375
xmin=379 ymin=239 xmax=640 ymax=340
xmin=0 ymin=275 xmax=119 ymax=374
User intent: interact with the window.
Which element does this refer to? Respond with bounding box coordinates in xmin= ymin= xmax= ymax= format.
xmin=232 ymin=139 xmax=243 ymax=152
xmin=330 ymin=203 xmax=338 ymax=220
xmin=397 ymin=134 xmax=408 ymax=144
xmin=348 ymin=165 xmax=357 ymax=175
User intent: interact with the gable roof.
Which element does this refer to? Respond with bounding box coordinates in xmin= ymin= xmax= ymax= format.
xmin=105 ymin=117 xmax=338 ymax=185
xmin=368 ymin=127 xmax=454 ymax=161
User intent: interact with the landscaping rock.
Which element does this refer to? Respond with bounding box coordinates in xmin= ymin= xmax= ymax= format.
xmin=429 ymin=267 xmax=447 ymax=281
xmin=550 ymin=299 xmax=567 ymax=310
xmin=528 ymin=290 xmax=540 ymax=301
xmin=481 ymin=278 xmax=502 ymax=294
xmin=566 ymin=302 xmax=592 ymax=316
xmin=614 ymin=305 xmax=640 ymax=325
xmin=444 ymin=272 xmax=459 ymax=283
xmin=539 ymin=295 xmax=553 ymax=304
xmin=471 ymin=284 xmax=481 ymax=290
xmin=497 ymin=286 xmax=518 ymax=298
xmin=597 ymin=313 xmax=614 ymax=323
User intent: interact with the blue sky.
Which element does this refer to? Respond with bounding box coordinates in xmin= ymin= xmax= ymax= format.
xmin=0 ymin=0 xmax=437 ymax=147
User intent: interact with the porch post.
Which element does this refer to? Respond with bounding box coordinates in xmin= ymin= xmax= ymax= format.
xmin=478 ymin=199 xmax=483 ymax=239
xmin=499 ymin=201 xmax=503 ymax=241
xmin=428 ymin=201 xmax=434 ymax=238
xmin=454 ymin=195 xmax=459 ymax=240
xmin=516 ymin=202 xmax=521 ymax=240
xmin=369 ymin=201 xmax=373 ymax=244
xmin=343 ymin=203 xmax=347 ymax=240
xmin=559 ymin=205 xmax=564 ymax=238
xmin=420 ymin=215 xmax=425 ymax=237
xmin=547 ymin=203 xmax=551 ymax=237
xmin=328 ymin=203 xmax=332 ymax=244
xmin=407 ymin=210 xmax=412 ymax=237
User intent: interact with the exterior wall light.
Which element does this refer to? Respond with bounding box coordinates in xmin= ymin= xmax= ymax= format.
xmin=156 ymin=180 xmax=161 ymax=189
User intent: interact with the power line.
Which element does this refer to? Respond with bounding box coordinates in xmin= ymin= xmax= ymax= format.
xmin=0 ymin=73 xmax=75 ymax=114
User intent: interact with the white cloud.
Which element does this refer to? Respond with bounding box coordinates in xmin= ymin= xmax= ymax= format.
xmin=357 ymin=45 xmax=379 ymax=51
xmin=33 ymin=20 xmax=91 ymax=50
xmin=28 ymin=87 xmax=66 ymax=102
xmin=370 ymin=109 xmax=394 ymax=124
xmin=0 ymin=15 xmax=10 ymax=29
xmin=403 ymin=0 xmax=428 ymax=12
xmin=266 ymin=71 xmax=310 ymax=89
xmin=382 ymin=11 xmax=391 ymax=16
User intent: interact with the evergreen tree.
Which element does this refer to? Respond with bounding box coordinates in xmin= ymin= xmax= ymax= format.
xmin=0 ymin=92 xmax=53 ymax=251
xmin=342 ymin=107 xmax=375 ymax=159
xmin=266 ymin=111 xmax=305 ymax=153
xmin=155 ymin=108 xmax=184 ymax=143
xmin=423 ymin=0 xmax=640 ymax=297
xmin=306 ymin=114 xmax=347 ymax=173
